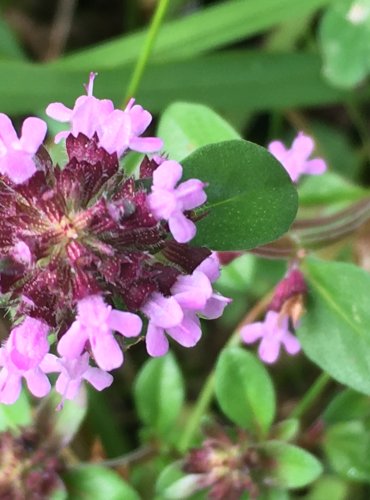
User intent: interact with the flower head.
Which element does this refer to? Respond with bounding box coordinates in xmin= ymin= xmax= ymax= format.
xmin=268 ymin=132 xmax=326 ymax=183
xmin=0 ymin=75 xmax=227 ymax=404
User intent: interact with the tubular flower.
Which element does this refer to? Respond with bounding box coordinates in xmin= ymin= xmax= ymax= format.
xmin=240 ymin=267 xmax=305 ymax=364
xmin=0 ymin=74 xmax=229 ymax=404
xmin=268 ymin=132 xmax=326 ymax=183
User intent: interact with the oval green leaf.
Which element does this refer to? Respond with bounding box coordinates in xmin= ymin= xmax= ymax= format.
xmin=262 ymin=441 xmax=323 ymax=489
xmin=215 ymin=347 xmax=275 ymax=436
xmin=157 ymin=102 xmax=240 ymax=161
xmin=63 ymin=466 xmax=140 ymax=500
xmin=182 ymin=140 xmax=298 ymax=250
xmin=134 ymin=352 xmax=185 ymax=436
xmin=298 ymin=257 xmax=370 ymax=394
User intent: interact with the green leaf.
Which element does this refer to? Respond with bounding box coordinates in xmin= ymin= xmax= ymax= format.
xmin=156 ymin=462 xmax=202 ymax=500
xmin=0 ymin=52 xmax=355 ymax=116
xmin=215 ymin=347 xmax=275 ymax=435
xmin=319 ymin=0 xmax=370 ymax=88
xmin=0 ymin=389 xmax=32 ymax=431
xmin=63 ymin=466 xmax=140 ymax=500
xmin=58 ymin=0 xmax=334 ymax=69
xmin=270 ymin=419 xmax=300 ymax=442
xmin=134 ymin=353 xmax=185 ymax=436
xmin=182 ymin=140 xmax=298 ymax=250
xmin=0 ymin=16 xmax=25 ymax=60
xmin=305 ymin=475 xmax=349 ymax=500
xmin=298 ymin=172 xmax=367 ymax=206
xmin=262 ymin=441 xmax=323 ymax=489
xmin=323 ymin=421 xmax=370 ymax=482
xmin=157 ymin=102 xmax=240 ymax=162
xmin=298 ymin=257 xmax=370 ymax=394
xmin=324 ymin=389 xmax=370 ymax=424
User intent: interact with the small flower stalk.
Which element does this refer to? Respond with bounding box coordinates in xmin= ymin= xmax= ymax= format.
xmin=241 ymin=267 xmax=306 ymax=363
xmin=0 ymin=73 xmax=229 ymax=405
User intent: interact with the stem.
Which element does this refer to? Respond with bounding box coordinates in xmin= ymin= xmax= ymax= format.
xmin=178 ymin=291 xmax=273 ymax=453
xmin=72 ymin=445 xmax=156 ymax=469
xmin=123 ymin=0 xmax=170 ymax=105
xmin=289 ymin=372 xmax=331 ymax=420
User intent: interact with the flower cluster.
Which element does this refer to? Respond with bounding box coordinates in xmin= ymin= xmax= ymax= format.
xmin=0 ymin=73 xmax=229 ymax=405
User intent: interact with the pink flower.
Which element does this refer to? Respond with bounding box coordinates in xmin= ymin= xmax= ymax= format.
xmin=57 ymin=295 xmax=142 ymax=371
xmin=240 ymin=311 xmax=300 ymax=364
xmin=46 ymin=73 xmax=162 ymax=157
xmin=148 ymin=160 xmax=207 ymax=243
xmin=0 ymin=113 xmax=47 ymax=184
xmin=46 ymin=72 xmax=114 ymax=144
xmin=142 ymin=256 xmax=230 ymax=357
xmin=268 ymin=132 xmax=326 ymax=183
xmin=98 ymin=99 xmax=163 ymax=156
xmin=0 ymin=317 xmax=51 ymax=404
xmin=40 ymin=352 xmax=113 ymax=405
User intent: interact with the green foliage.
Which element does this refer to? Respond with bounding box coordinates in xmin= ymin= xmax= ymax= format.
xmin=157 ymin=102 xmax=240 ymax=161
xmin=298 ymin=257 xmax=370 ymax=394
xmin=323 ymin=421 xmax=370 ymax=482
xmin=324 ymin=389 xmax=370 ymax=424
xmin=320 ymin=0 xmax=370 ymax=87
xmin=0 ymin=389 xmax=31 ymax=431
xmin=182 ymin=140 xmax=298 ymax=250
xmin=63 ymin=466 xmax=140 ymax=500
xmin=270 ymin=419 xmax=300 ymax=442
xmin=134 ymin=353 xmax=185 ymax=437
xmin=215 ymin=347 xmax=276 ymax=436
xmin=262 ymin=441 xmax=323 ymax=489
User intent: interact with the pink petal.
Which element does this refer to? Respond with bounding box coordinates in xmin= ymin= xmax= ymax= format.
xmin=268 ymin=141 xmax=287 ymax=163
xmin=240 ymin=322 xmax=263 ymax=344
xmin=167 ymin=314 xmax=201 ymax=348
xmin=292 ymin=132 xmax=314 ymax=160
xmin=196 ymin=254 xmax=220 ymax=282
xmin=304 ymin=158 xmax=327 ymax=176
xmin=55 ymin=131 xmax=69 ymax=143
xmin=176 ymin=179 xmax=207 ymax=210
xmin=148 ymin=189 xmax=177 ymax=219
xmin=40 ymin=353 xmax=62 ymax=373
xmin=142 ymin=293 xmax=183 ymax=328
xmin=0 ymin=370 xmax=22 ymax=404
xmin=0 ymin=113 xmax=18 ymax=144
xmin=57 ymin=322 xmax=88 ymax=359
xmin=46 ymin=102 xmax=73 ymax=122
xmin=98 ymin=109 xmax=130 ymax=155
xmin=172 ymin=271 xmax=212 ymax=310
xmin=108 ymin=310 xmax=142 ymax=337
xmin=90 ymin=334 xmax=123 ymax=371
xmin=20 ymin=117 xmax=47 ymax=154
xmin=169 ymin=212 xmax=196 ymax=243
xmin=84 ymin=366 xmax=113 ymax=391
xmin=258 ymin=336 xmax=281 ymax=364
xmin=2 ymin=152 xmax=36 ymax=184
xmin=129 ymin=136 xmax=163 ymax=153
xmin=152 ymin=160 xmax=183 ymax=190
xmin=24 ymin=368 xmax=51 ymax=398
xmin=282 ymin=332 xmax=301 ymax=355
xmin=201 ymin=294 xmax=231 ymax=319
xmin=145 ymin=322 xmax=169 ymax=357
xmin=128 ymin=105 xmax=152 ymax=134
xmin=55 ymin=373 xmax=81 ymax=400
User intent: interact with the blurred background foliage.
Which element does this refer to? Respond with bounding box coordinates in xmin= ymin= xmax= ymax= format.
xmin=1 ymin=0 xmax=370 ymax=499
